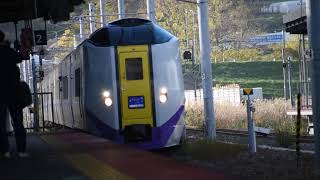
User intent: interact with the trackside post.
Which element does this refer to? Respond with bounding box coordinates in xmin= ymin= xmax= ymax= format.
xmin=244 ymin=88 xmax=256 ymax=153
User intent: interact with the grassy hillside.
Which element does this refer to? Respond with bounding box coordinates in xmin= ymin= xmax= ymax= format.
xmin=184 ymin=61 xmax=299 ymax=99
xmin=214 ymin=61 xmax=299 ymax=98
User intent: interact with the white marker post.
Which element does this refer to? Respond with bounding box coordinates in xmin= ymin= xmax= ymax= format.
xmin=244 ymin=88 xmax=257 ymax=153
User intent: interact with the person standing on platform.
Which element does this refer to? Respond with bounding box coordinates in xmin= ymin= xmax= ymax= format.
xmin=0 ymin=30 xmax=29 ymax=158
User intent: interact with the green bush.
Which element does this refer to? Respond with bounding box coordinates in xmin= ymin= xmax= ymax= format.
xmin=182 ymin=140 xmax=245 ymax=160
xmin=274 ymin=130 xmax=295 ymax=148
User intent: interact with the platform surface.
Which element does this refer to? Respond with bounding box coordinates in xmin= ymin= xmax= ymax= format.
xmin=0 ymin=131 xmax=236 ymax=180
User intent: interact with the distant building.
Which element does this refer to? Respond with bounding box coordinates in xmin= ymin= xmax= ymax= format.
xmin=261 ymin=0 xmax=305 ymax=14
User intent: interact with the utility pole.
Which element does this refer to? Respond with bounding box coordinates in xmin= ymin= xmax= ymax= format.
xmin=147 ymin=0 xmax=156 ymax=22
xmin=89 ymin=3 xmax=96 ymax=34
xmin=118 ymin=0 xmax=125 ymax=19
xmin=197 ymin=0 xmax=216 ymax=140
xmin=100 ymin=0 xmax=107 ymax=27
xmin=306 ymin=0 xmax=320 ymax=176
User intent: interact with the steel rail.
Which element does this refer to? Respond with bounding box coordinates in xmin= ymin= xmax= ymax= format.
xmin=186 ymin=128 xmax=314 ymax=144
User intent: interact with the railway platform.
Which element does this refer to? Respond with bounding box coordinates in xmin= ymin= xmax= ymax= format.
xmin=0 ymin=131 xmax=236 ymax=180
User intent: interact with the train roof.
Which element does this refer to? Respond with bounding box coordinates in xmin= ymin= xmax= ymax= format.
xmin=88 ymin=18 xmax=174 ymax=46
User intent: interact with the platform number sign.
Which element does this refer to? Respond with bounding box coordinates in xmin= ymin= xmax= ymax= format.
xmin=34 ymin=30 xmax=47 ymax=45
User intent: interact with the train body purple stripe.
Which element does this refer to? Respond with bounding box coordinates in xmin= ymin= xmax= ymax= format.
xmin=87 ymin=105 xmax=185 ymax=149
xmin=131 ymin=105 xmax=184 ymax=149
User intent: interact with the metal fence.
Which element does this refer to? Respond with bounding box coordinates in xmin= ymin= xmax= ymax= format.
xmin=23 ymin=92 xmax=55 ymax=132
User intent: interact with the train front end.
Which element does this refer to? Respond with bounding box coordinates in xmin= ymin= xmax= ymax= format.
xmin=83 ymin=18 xmax=185 ymax=149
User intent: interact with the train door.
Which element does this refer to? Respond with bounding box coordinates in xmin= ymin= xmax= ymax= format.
xmin=117 ymin=45 xmax=154 ymax=130
xmin=61 ymin=57 xmax=74 ymax=128
xmin=55 ymin=68 xmax=64 ymax=125
xmin=71 ymin=51 xmax=83 ymax=129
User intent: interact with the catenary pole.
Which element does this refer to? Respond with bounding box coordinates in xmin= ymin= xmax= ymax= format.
xmin=306 ymin=0 xmax=320 ymax=176
xmin=73 ymin=35 xmax=78 ymax=49
xmin=192 ymin=11 xmax=197 ymax=64
xmin=282 ymin=29 xmax=287 ymax=99
xmin=118 ymin=0 xmax=125 ymax=19
xmin=79 ymin=16 xmax=85 ymax=39
xmin=100 ymin=0 xmax=107 ymax=27
xmin=288 ymin=56 xmax=293 ymax=106
xmin=147 ymin=0 xmax=156 ymax=22
xmin=197 ymin=0 xmax=216 ymax=139
xmin=89 ymin=3 xmax=96 ymax=34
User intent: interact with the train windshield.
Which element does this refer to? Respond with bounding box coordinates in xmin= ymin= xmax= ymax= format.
xmin=125 ymin=58 xmax=143 ymax=80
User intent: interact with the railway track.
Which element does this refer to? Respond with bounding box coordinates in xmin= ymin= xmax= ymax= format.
xmin=186 ymin=127 xmax=314 ymax=144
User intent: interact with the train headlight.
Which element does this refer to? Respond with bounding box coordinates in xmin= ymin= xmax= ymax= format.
xmin=103 ymin=91 xmax=111 ymax=98
xmin=159 ymin=87 xmax=168 ymax=103
xmin=104 ymin=98 xmax=113 ymax=107
xmin=159 ymin=94 xmax=167 ymax=103
xmin=160 ymin=88 xmax=167 ymax=94
xmin=103 ymin=90 xmax=112 ymax=106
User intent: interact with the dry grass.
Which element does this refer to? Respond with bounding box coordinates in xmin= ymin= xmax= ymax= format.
xmin=185 ymin=101 xmax=205 ymax=128
xmin=214 ymin=102 xmax=247 ymax=129
xmin=185 ymin=98 xmax=307 ymax=135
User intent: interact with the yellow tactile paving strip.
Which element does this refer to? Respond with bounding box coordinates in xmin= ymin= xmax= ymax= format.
xmin=41 ymin=135 xmax=134 ymax=180
xmin=68 ymin=153 xmax=134 ymax=180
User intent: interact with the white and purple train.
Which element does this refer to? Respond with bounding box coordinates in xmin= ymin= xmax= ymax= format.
xmin=42 ymin=18 xmax=185 ymax=149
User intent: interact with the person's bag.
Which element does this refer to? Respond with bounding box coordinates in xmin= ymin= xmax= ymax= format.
xmin=15 ymin=81 xmax=32 ymax=109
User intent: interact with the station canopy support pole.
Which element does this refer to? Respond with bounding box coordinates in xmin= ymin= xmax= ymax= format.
xmin=306 ymin=0 xmax=320 ymax=176
xmin=197 ymin=0 xmax=216 ymax=140
xmin=31 ymin=54 xmax=39 ymax=131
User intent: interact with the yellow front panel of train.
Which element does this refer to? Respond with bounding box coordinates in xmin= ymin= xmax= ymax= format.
xmin=118 ymin=45 xmax=153 ymax=129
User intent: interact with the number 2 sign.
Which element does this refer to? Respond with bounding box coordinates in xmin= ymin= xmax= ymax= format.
xmin=34 ymin=30 xmax=47 ymax=45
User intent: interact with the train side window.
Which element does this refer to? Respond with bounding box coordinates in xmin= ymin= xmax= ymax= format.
xmin=75 ymin=68 xmax=81 ymax=97
xmin=125 ymin=58 xmax=143 ymax=80
xmin=63 ymin=76 xmax=68 ymax=99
